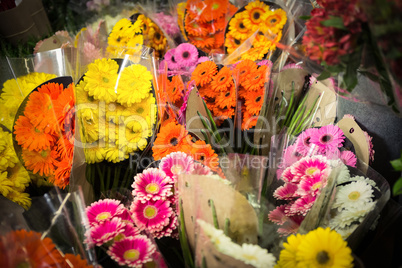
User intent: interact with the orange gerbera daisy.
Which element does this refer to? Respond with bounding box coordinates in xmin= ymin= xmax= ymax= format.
xmin=204 ymin=97 xmax=216 ymax=112
xmin=52 ymin=158 xmax=71 ymax=189
xmin=228 ymin=3 xmax=238 ymax=17
xmin=214 ymin=30 xmax=225 ymax=47
xmin=206 ymin=17 xmax=226 ymax=33
xmin=203 ymin=0 xmax=228 ymax=22
xmin=54 ymin=83 xmax=75 ymax=133
xmin=242 ymin=108 xmax=259 ymax=130
xmin=22 ymin=148 xmax=57 ymax=176
xmin=212 ymin=105 xmax=235 ymax=122
xmin=244 ymin=88 xmax=265 ymax=115
xmin=242 ymin=65 xmax=269 ymax=91
xmin=234 ymin=59 xmax=258 ymax=85
xmin=243 ymin=0 xmax=270 ymax=31
xmin=264 ymin=8 xmax=287 ymax=32
xmin=211 ymin=66 xmax=233 ymax=92
xmin=191 ymin=61 xmax=218 ymax=87
xmin=14 ymin=115 xmax=54 ymax=151
xmin=152 ymin=121 xmax=192 ymax=160
xmin=24 ymin=91 xmax=59 ymax=134
xmin=0 ymin=230 xmax=64 ymax=268
xmin=216 ymin=83 xmax=236 ymax=109
xmin=188 ymin=35 xmax=215 ymax=50
xmin=198 ymin=84 xmax=217 ymax=98
xmin=191 ymin=140 xmax=219 ymax=171
xmin=56 ymin=136 xmax=74 ymax=160
xmin=185 ymin=14 xmax=209 ymax=36
xmin=37 ymin=82 xmax=64 ymax=100
xmin=167 ymin=76 xmax=185 ymax=103
xmin=64 ymin=253 xmax=94 ymax=268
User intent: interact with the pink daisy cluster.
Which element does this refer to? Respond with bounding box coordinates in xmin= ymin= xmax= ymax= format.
xmin=130 ymin=152 xmax=212 ymax=239
xmin=85 ymin=199 xmax=158 ymax=267
xmin=269 ymin=155 xmax=332 ymax=235
xmin=153 ymin=12 xmax=180 ymax=36
xmin=161 ymin=43 xmax=209 ymax=75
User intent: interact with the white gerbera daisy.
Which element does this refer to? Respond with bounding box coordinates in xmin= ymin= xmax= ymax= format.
xmin=197 ymin=219 xmax=232 ymax=250
xmin=333 ymin=180 xmax=374 ymax=210
xmin=335 ymin=164 xmax=351 ymax=185
xmin=334 ymin=224 xmax=359 ymax=240
xmin=350 ymin=175 xmax=379 ymax=191
xmin=329 ymin=202 xmax=376 ymax=229
xmin=230 ymin=243 xmax=276 ymax=268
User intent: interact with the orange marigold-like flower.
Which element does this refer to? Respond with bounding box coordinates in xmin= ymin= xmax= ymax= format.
xmin=188 ymin=35 xmax=215 ymax=49
xmin=63 ymin=253 xmax=94 ymax=268
xmin=191 ymin=61 xmax=218 ymax=87
xmin=212 ymin=105 xmax=235 ymax=122
xmin=54 ymin=83 xmax=75 ymax=133
xmin=152 ymin=121 xmax=192 ymax=160
xmin=52 ymin=158 xmax=71 ymax=189
xmin=211 ymin=66 xmax=233 ymax=92
xmin=198 ymin=84 xmax=217 ymax=98
xmin=37 ymin=82 xmax=64 ymax=100
xmin=234 ymin=59 xmax=258 ymax=85
xmin=56 ymin=136 xmax=74 ymax=160
xmin=14 ymin=115 xmax=54 ymax=151
xmin=167 ymin=76 xmax=185 ymax=103
xmin=214 ymin=30 xmax=225 ymax=47
xmin=216 ymin=83 xmax=236 ymax=109
xmin=244 ymin=88 xmax=265 ymax=115
xmin=22 ymin=148 xmax=57 ymax=176
xmin=206 ymin=17 xmax=226 ymax=33
xmin=191 ymin=140 xmax=219 ymax=171
xmin=242 ymin=65 xmax=269 ymax=91
xmin=185 ymin=14 xmax=209 ymax=36
xmin=203 ymin=0 xmax=228 ymax=22
xmin=0 ymin=230 xmax=64 ymax=268
xmin=242 ymin=108 xmax=258 ymax=130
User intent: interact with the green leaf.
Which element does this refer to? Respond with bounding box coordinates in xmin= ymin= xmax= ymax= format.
xmin=343 ymin=48 xmax=362 ymax=91
xmin=391 ymin=158 xmax=402 ymax=171
xmin=320 ymin=16 xmax=347 ymax=30
xmin=317 ymin=70 xmax=331 ymax=81
xmin=299 ymin=15 xmax=311 ymax=20
xmin=392 ymin=177 xmax=402 ymax=196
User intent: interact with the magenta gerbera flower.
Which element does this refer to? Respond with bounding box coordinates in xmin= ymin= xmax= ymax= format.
xmin=192 ymin=162 xmax=212 ymax=175
xmin=268 ymin=204 xmax=289 ymax=225
xmin=277 ymin=215 xmax=304 ymax=236
xmin=286 ymin=195 xmax=317 ymax=216
xmin=165 ymin=48 xmax=180 ymax=70
xmin=153 ymin=213 xmax=179 ymax=239
xmin=281 ymin=144 xmax=303 ymax=168
xmin=86 ymin=199 xmax=125 ymax=227
xmin=114 ymin=222 xmax=141 ymax=242
xmin=310 ymin=125 xmax=345 ymax=154
xmin=273 ymin=183 xmax=299 ymax=200
xmin=132 ymin=168 xmax=173 ymax=202
xmin=290 ymin=156 xmax=331 ymax=183
xmin=297 ymin=173 xmax=328 ymax=197
xmin=340 ymin=150 xmax=357 ymax=167
xmin=86 ymin=217 xmax=125 ymax=246
xmin=174 ymin=43 xmax=198 ymax=67
xmin=159 ymin=152 xmax=195 ymax=181
xmin=280 ymin=166 xmax=297 ymax=183
xmin=108 ymin=235 xmax=156 ymax=267
xmin=116 ymin=208 xmax=134 ymax=224
xmin=295 ymin=128 xmax=320 ymax=156
xmin=131 ymin=199 xmax=173 ymax=232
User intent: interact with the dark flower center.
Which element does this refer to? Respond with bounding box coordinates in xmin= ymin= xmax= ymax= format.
xmin=182 ymin=51 xmax=190 ymax=59
xmin=270 ymin=18 xmax=277 ymax=24
xmin=316 ymin=251 xmax=330 ymax=265
xmin=234 ymin=39 xmax=241 ymax=45
xmin=255 ymin=96 xmax=261 ymax=102
xmin=173 ymin=87 xmax=176 ymax=92
xmin=253 ymin=11 xmax=261 ymax=20
xmin=225 ymin=91 xmax=230 ymax=97
xmin=320 ymin=134 xmax=333 ymax=143
xmin=304 ymin=137 xmax=311 ymax=146
xmin=120 ymin=27 xmax=123 ymax=30
xmin=201 ymin=71 xmax=206 ymax=75
xmin=116 ymin=37 xmax=121 ymax=42
xmin=199 ymin=155 xmax=205 ymax=161
xmin=239 ymin=22 xmax=245 ymax=29
xmin=169 ymin=137 xmax=179 ymax=146
xmin=155 ymin=32 xmax=161 ymax=40
xmin=219 ymin=76 xmax=226 ymax=82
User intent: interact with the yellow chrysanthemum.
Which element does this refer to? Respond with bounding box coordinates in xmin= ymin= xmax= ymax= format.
xmin=7 ymin=163 xmax=30 ymax=192
xmin=84 ymin=144 xmax=107 ymax=164
xmin=84 ymin=58 xmax=119 ymax=103
xmin=228 ymin=12 xmax=252 ymax=40
xmin=104 ymin=145 xmax=127 ymax=163
xmin=117 ymin=126 xmax=149 ymax=154
xmin=0 ymin=132 xmax=18 ymax=170
xmin=6 ymin=189 xmax=31 ymax=210
xmin=79 ymin=108 xmax=105 ymax=143
xmin=0 ymin=171 xmax=13 ymax=197
xmin=125 ymin=95 xmax=157 ymax=133
xmin=296 ymin=228 xmax=353 ymax=268
xmin=275 ymin=233 xmax=305 ymax=268
xmin=116 ymin=64 xmax=152 ymax=106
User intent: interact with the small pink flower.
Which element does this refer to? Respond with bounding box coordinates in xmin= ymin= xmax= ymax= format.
xmin=310 ymin=125 xmax=345 ymax=154
xmin=86 ymin=199 xmax=124 ymax=227
xmin=86 ymin=217 xmax=125 ymax=246
xmin=268 ymin=204 xmax=289 ymax=225
xmin=290 ymin=156 xmax=331 ymax=183
xmin=108 ymin=235 xmax=156 ymax=267
xmin=277 ymin=215 xmax=304 ymax=236
xmin=281 ymin=166 xmax=297 ymax=183
xmin=273 ymin=183 xmax=299 ymax=200
xmin=159 ymin=152 xmax=195 ymax=181
xmin=175 ymin=43 xmax=199 ymax=68
xmin=295 ymin=128 xmax=320 ymax=156
xmin=191 ymin=162 xmax=212 ymax=175
xmin=165 ymin=49 xmax=180 ymax=70
xmin=297 ymin=173 xmax=328 ymax=197
xmin=340 ymin=150 xmax=357 ymax=167
xmin=131 ymin=199 xmax=173 ymax=232
xmin=132 ymin=168 xmax=173 ymax=202
xmin=286 ymin=195 xmax=317 ymax=216
xmin=280 ymin=144 xmax=303 ymax=169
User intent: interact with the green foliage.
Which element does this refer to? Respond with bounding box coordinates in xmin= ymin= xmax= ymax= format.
xmin=391 ymin=151 xmax=402 ymax=196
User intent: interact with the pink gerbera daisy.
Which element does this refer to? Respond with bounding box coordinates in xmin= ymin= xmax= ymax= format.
xmin=192 ymin=162 xmax=213 ymax=175
xmin=280 ymin=166 xmax=297 ymax=183
xmin=114 ymin=223 xmax=141 ymax=242
xmin=197 ymin=56 xmax=210 ymax=64
xmin=152 ymin=213 xmax=179 ymax=239
xmin=340 ymin=150 xmax=357 ymax=167
xmin=277 ymin=215 xmax=304 ymax=236
xmin=86 ymin=217 xmax=125 ymax=246
xmin=165 ymin=48 xmax=180 ymax=70
xmin=310 ymin=125 xmax=345 ymax=154
xmin=286 ymin=195 xmax=317 ymax=216
xmin=295 ymin=128 xmax=320 ymax=156
xmin=115 ymin=208 xmax=134 ymax=224
xmin=132 ymin=168 xmax=173 ymax=202
xmin=297 ymin=173 xmax=328 ymax=197
xmin=280 ymin=144 xmax=303 ymax=169
xmin=290 ymin=156 xmax=331 ymax=183
xmin=268 ymin=204 xmax=289 ymax=225
xmin=175 ymin=43 xmax=199 ymax=68
xmin=273 ymin=183 xmax=299 ymax=200
xmin=108 ymin=235 xmax=156 ymax=267
xmin=86 ymin=199 xmax=125 ymax=227
xmin=159 ymin=152 xmax=195 ymax=181
xmin=131 ymin=199 xmax=173 ymax=232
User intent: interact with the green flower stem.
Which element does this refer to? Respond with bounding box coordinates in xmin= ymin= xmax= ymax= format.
xmin=283 ymin=82 xmax=296 ymax=127
xmin=112 ymin=166 xmax=121 ymax=190
xmin=179 ymin=198 xmax=194 ymax=268
xmin=197 ymin=111 xmax=226 ymax=155
xmin=294 ymin=95 xmax=320 ymax=134
xmin=209 ymin=199 xmax=219 ymax=229
xmin=224 ymin=218 xmax=230 ymax=236
xmin=200 ymin=129 xmax=211 ymax=145
xmin=106 ymin=166 xmax=112 ymax=191
xmin=96 ymin=164 xmax=105 ymax=193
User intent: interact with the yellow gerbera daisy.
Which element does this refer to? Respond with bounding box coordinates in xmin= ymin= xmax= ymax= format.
xmin=0 ymin=134 xmax=18 ymax=170
xmin=6 ymin=189 xmax=32 ymax=210
xmin=104 ymin=144 xmax=127 ymax=163
xmin=79 ymin=108 xmax=105 ymax=143
xmin=7 ymin=163 xmax=31 ymax=192
xmin=0 ymin=171 xmax=13 ymax=197
xmin=116 ymin=64 xmax=152 ymax=106
xmin=138 ymin=15 xmax=156 ymax=39
xmin=275 ymin=233 xmax=304 ymax=268
xmin=264 ymin=8 xmax=287 ymax=33
xmin=228 ymin=12 xmax=252 ymax=40
xmin=243 ymin=0 xmax=270 ymax=32
xmin=296 ymin=227 xmax=353 ymax=268
xmin=84 ymin=58 xmax=119 ymax=103
xmin=125 ymin=94 xmax=157 ymax=133
xmin=84 ymin=143 xmax=107 ymax=164
xmin=24 ymin=72 xmax=58 ymax=93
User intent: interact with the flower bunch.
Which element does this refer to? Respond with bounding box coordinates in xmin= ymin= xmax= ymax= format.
xmin=269 ymin=155 xmax=332 ymax=235
xmin=85 ymin=199 xmax=158 ymax=267
xmin=0 ymin=72 xmax=57 ymax=131
xmin=76 ymin=58 xmax=156 ymax=164
xmin=0 ymin=128 xmax=31 ymax=209
xmin=197 ymin=219 xmax=276 ymax=268
xmin=13 ymin=81 xmax=75 ymax=190
xmin=275 ymin=227 xmax=353 ymax=268
xmin=225 ymin=0 xmax=286 ymax=61
xmin=107 ymin=18 xmax=144 ymax=57
xmin=134 ymin=14 xmax=168 ymax=58
xmin=75 ymin=21 xmax=106 ymax=65
xmin=183 ymin=0 xmax=237 ymax=52
xmin=152 ymin=121 xmax=220 ymax=173
xmin=153 ymin=12 xmax=180 ymax=37
xmin=0 ymin=229 xmax=93 ymax=267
